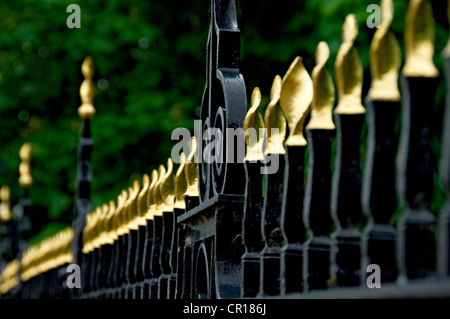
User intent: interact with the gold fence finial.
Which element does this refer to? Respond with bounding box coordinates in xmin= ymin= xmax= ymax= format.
xmin=19 ymin=142 xmax=33 ymax=189
xmin=264 ymin=75 xmax=286 ymax=154
xmin=185 ymin=137 xmax=199 ymax=197
xmin=369 ymin=0 xmax=401 ymax=101
xmin=335 ymin=14 xmax=365 ymax=114
xmin=0 ymin=185 xmax=11 ymax=222
xmin=138 ymin=174 xmax=150 ymax=218
xmin=244 ymin=87 xmax=265 ymax=161
xmin=307 ymin=41 xmax=335 ymax=130
xmin=161 ymin=158 xmax=175 ymax=212
xmin=145 ymin=169 xmax=159 ymax=219
xmin=153 ymin=164 xmax=166 ymax=217
xmin=78 ymin=56 xmax=96 ymax=120
xmin=175 ymin=153 xmax=187 ymax=209
xmin=279 ymin=56 xmax=313 ymax=146
xmin=403 ymin=0 xmax=438 ymax=77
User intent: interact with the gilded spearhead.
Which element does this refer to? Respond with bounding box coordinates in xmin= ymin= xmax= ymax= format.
xmin=334 ymin=14 xmax=365 ymax=114
xmin=19 ymin=142 xmax=33 ymax=189
xmin=160 ymin=158 xmax=175 ymax=212
xmin=185 ymin=137 xmax=199 ymax=197
xmin=145 ymin=169 xmax=159 ymax=220
xmin=153 ymin=165 xmax=166 ymax=217
xmin=0 ymin=185 xmax=11 ymax=222
xmin=175 ymin=153 xmax=188 ymax=209
xmin=78 ymin=56 xmax=96 ymax=120
xmin=279 ymin=56 xmax=313 ymax=146
xmin=264 ymin=75 xmax=286 ymax=154
xmin=307 ymin=41 xmax=336 ymax=130
xmin=403 ymin=0 xmax=439 ymax=77
xmin=244 ymin=87 xmax=265 ymax=161
xmin=369 ymin=0 xmax=401 ymax=101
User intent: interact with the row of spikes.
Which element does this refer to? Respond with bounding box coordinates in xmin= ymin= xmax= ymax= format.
xmin=0 ymin=259 xmax=20 ymax=295
xmin=82 ymin=136 xmax=199 ymax=254
xmin=20 ymin=227 xmax=73 ymax=282
xmin=244 ymin=0 xmax=444 ymax=155
xmin=0 ymin=142 xmax=33 ymax=223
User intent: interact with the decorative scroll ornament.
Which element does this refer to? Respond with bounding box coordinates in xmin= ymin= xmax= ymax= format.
xmin=0 ymin=185 xmax=11 ymax=222
xmin=244 ymin=87 xmax=265 ymax=162
xmin=403 ymin=0 xmax=439 ymax=77
xmin=369 ymin=0 xmax=401 ymax=101
xmin=307 ymin=41 xmax=336 ymax=130
xmin=264 ymin=75 xmax=286 ymax=155
xmin=160 ymin=158 xmax=175 ymax=212
xmin=280 ymin=56 xmax=313 ymax=146
xmin=335 ymin=14 xmax=365 ymax=114
xmin=185 ymin=137 xmax=199 ymax=197
xmin=78 ymin=56 xmax=96 ymax=120
xmin=145 ymin=169 xmax=159 ymax=219
xmin=19 ymin=142 xmax=33 ymax=189
xmin=175 ymin=153 xmax=188 ymax=209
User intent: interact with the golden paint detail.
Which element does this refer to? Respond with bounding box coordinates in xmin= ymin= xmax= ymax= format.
xmin=175 ymin=153 xmax=188 ymax=209
xmin=307 ymin=42 xmax=336 ymax=130
xmin=279 ymin=56 xmax=313 ymax=146
xmin=145 ymin=169 xmax=159 ymax=220
xmin=264 ymin=75 xmax=286 ymax=154
xmin=334 ymin=14 xmax=366 ymax=114
xmin=403 ymin=0 xmax=439 ymax=77
xmin=0 ymin=259 xmax=20 ymax=294
xmin=160 ymin=158 xmax=175 ymax=212
xmin=185 ymin=137 xmax=199 ymax=197
xmin=152 ymin=165 xmax=166 ymax=217
xmin=78 ymin=56 xmax=96 ymax=120
xmin=0 ymin=185 xmax=12 ymax=222
xmin=244 ymin=87 xmax=265 ymax=161
xmin=369 ymin=0 xmax=401 ymax=101
xmin=20 ymin=227 xmax=73 ymax=282
xmin=136 ymin=174 xmax=150 ymax=226
xmin=19 ymin=142 xmax=33 ymax=189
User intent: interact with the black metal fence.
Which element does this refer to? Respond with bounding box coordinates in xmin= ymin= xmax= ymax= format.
xmin=1 ymin=0 xmax=450 ymax=299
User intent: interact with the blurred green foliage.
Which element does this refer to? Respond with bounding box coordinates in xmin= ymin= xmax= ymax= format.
xmin=0 ymin=0 xmax=448 ymax=245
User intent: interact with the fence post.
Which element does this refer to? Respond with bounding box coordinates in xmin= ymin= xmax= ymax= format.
xmin=303 ymin=41 xmax=336 ymax=291
xmin=439 ymin=6 xmax=450 ymax=276
xmin=241 ymin=88 xmax=265 ymax=297
xmin=397 ymin=0 xmax=439 ymax=281
xmin=258 ymin=75 xmax=286 ymax=297
xmin=73 ymin=57 xmax=95 ymax=297
xmin=330 ymin=14 xmax=365 ymax=287
xmin=279 ymin=56 xmax=312 ymax=295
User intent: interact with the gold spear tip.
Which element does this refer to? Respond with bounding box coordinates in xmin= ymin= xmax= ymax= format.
xmin=264 ymin=75 xmax=286 ymax=154
xmin=185 ymin=137 xmax=199 ymax=197
xmin=78 ymin=56 xmax=96 ymax=120
xmin=244 ymin=87 xmax=265 ymax=161
xmin=175 ymin=152 xmax=187 ymax=209
xmin=0 ymin=185 xmax=11 ymax=222
xmin=403 ymin=0 xmax=439 ymax=77
xmin=308 ymin=41 xmax=336 ymax=130
xmin=19 ymin=142 xmax=33 ymax=189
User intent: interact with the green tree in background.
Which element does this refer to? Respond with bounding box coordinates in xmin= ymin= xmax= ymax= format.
xmin=0 ymin=0 xmax=447 ymax=245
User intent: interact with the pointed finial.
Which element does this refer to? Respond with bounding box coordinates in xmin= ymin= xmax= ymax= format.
xmin=153 ymin=164 xmax=166 ymax=217
xmin=145 ymin=169 xmax=159 ymax=219
xmin=78 ymin=56 xmax=96 ymax=120
xmin=161 ymin=158 xmax=175 ymax=212
xmin=369 ymin=0 xmax=401 ymax=101
xmin=244 ymin=87 xmax=265 ymax=161
xmin=264 ymin=75 xmax=286 ymax=154
xmin=138 ymin=174 xmax=150 ymax=218
xmin=19 ymin=142 xmax=33 ymax=189
xmin=185 ymin=137 xmax=199 ymax=197
xmin=175 ymin=153 xmax=188 ymax=209
xmin=403 ymin=0 xmax=439 ymax=77
xmin=334 ymin=14 xmax=365 ymax=114
xmin=279 ymin=56 xmax=313 ymax=146
xmin=0 ymin=185 xmax=11 ymax=222
xmin=307 ymin=42 xmax=336 ymax=130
